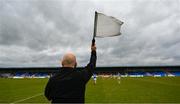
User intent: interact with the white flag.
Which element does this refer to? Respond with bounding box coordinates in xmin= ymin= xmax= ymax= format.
xmin=94 ymin=12 xmax=123 ymax=38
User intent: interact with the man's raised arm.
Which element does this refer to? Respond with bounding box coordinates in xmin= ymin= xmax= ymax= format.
xmin=82 ymin=43 xmax=97 ymax=83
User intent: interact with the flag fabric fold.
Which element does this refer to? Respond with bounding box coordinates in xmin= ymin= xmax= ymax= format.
xmin=94 ymin=12 xmax=123 ymax=38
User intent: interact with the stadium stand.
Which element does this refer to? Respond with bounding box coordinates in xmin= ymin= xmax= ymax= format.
xmin=0 ymin=66 xmax=180 ymax=78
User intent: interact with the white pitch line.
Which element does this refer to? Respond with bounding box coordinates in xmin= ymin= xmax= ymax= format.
xmin=12 ymin=92 xmax=43 ymax=103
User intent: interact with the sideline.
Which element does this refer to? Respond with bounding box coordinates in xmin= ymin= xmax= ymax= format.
xmin=11 ymin=92 xmax=43 ymax=103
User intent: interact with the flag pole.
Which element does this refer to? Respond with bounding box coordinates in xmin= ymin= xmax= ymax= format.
xmin=92 ymin=11 xmax=98 ymax=46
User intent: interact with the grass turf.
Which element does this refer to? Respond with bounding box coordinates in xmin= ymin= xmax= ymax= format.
xmin=0 ymin=77 xmax=180 ymax=103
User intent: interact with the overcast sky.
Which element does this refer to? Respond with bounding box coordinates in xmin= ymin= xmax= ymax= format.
xmin=0 ymin=0 xmax=180 ymax=67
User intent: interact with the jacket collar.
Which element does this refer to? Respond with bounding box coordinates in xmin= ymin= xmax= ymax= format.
xmin=60 ymin=67 xmax=75 ymax=71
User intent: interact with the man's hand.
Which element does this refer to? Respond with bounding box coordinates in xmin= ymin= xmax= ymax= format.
xmin=91 ymin=44 xmax=96 ymax=51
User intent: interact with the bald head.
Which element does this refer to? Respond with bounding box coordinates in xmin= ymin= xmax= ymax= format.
xmin=61 ymin=52 xmax=77 ymax=68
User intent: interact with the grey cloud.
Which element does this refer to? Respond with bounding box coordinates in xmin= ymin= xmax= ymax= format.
xmin=93 ymin=0 xmax=180 ymax=66
xmin=0 ymin=0 xmax=93 ymax=50
xmin=0 ymin=0 xmax=180 ymax=67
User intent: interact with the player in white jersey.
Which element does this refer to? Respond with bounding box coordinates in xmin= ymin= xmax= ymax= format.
xmin=93 ymin=74 xmax=97 ymax=85
xmin=117 ymin=72 xmax=121 ymax=84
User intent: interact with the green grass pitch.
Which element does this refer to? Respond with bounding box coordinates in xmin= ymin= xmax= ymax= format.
xmin=0 ymin=77 xmax=180 ymax=103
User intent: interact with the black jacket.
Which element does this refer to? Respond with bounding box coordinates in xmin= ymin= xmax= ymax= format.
xmin=44 ymin=51 xmax=96 ymax=103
